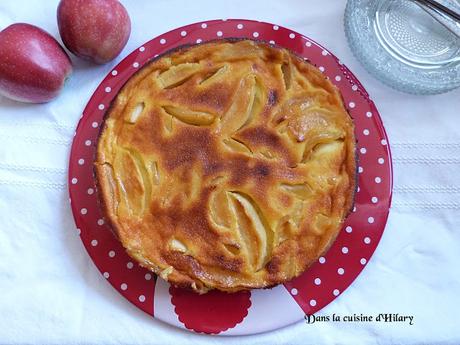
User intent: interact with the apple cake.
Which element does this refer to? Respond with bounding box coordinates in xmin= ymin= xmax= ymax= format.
xmin=95 ymin=39 xmax=356 ymax=293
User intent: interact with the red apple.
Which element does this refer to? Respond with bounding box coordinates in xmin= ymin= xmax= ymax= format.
xmin=57 ymin=0 xmax=131 ymax=64
xmin=0 ymin=23 xmax=72 ymax=103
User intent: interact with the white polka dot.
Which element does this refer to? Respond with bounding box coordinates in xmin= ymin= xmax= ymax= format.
xmin=352 ymin=85 xmax=358 ymax=91
xmin=160 ymin=38 xmax=166 ymax=44
xmin=139 ymin=46 xmax=145 ymax=52
xmin=345 ymin=226 xmax=352 ymax=233
xmin=372 ymin=196 xmax=378 ymax=203
xmin=366 ymin=111 xmax=373 ymax=118
xmin=368 ymin=217 xmax=375 ymax=224
xmin=97 ymin=219 xmax=104 ymax=226
xmin=103 ymin=272 xmax=110 ymax=278
xmin=237 ymin=23 xmax=243 ymax=29
xmin=92 ymin=122 xmax=98 ymax=128
xmin=289 ymin=33 xmax=295 ymax=39
xmin=201 ymin=23 xmax=207 ymax=28
xmin=310 ymin=299 xmax=317 ymax=306
xmin=306 ymin=41 xmax=312 ymax=47
xmin=180 ymin=30 xmax=187 ymax=37
xmin=319 ymin=66 xmax=325 ymax=72
xmin=87 ymin=188 xmax=94 ymax=195
xmin=133 ymin=62 xmax=139 ymax=68
xmin=337 ymin=268 xmax=345 ymax=275
xmin=76 ymin=228 xmax=81 ymax=235
xmin=80 ymin=208 xmax=87 ymax=215
xmin=363 ymin=129 xmax=370 ymax=136
xmin=375 ymin=177 xmax=382 ymax=184
xmin=71 ymin=178 xmax=78 ymax=184
xmin=358 ymin=166 xmax=363 ymax=173
xmin=111 ymin=70 xmax=118 ymax=76
xmin=98 ymin=104 xmax=105 ymax=110
xmin=314 ymin=278 xmax=321 ymax=285
xmin=357 ymin=186 xmax=361 ymax=193
xmin=342 ymin=247 xmax=349 ymax=254
xmin=333 ymin=289 xmax=340 ymax=296
xmin=127 ymin=262 xmax=134 ymax=269
xmin=105 ymin=86 xmax=111 ymax=93
xmin=154 ymin=54 xmax=159 ymax=58
xmin=145 ymin=273 xmax=152 ymax=280
xmin=349 ymin=102 xmax=356 ymax=108
xmin=139 ymin=295 xmax=146 ymax=302
xmin=273 ymin=25 xmax=279 ymax=30
xmin=91 ymin=239 xmax=98 ymax=246
xmin=216 ymin=31 xmax=223 ymax=37
xmin=364 ymin=237 xmax=371 ymax=244
xmin=269 ymin=40 xmax=275 ymax=44
xmin=378 ymin=158 xmax=385 ymax=164
xmin=291 ymin=288 xmax=298 ymax=295
xmin=120 ymin=283 xmax=128 ymax=291
xmin=335 ymin=76 xmax=341 ymax=81
xmin=85 ymin=140 xmax=91 ymax=146
xmin=108 ymin=250 xmax=115 ymax=258
xmin=353 ymin=206 xmax=357 ymax=212
xmin=381 ymin=139 xmax=387 ymax=145
xmin=322 ymin=50 xmax=328 ymax=56
xmin=319 ymin=256 xmax=326 ymax=264
xmin=253 ymin=32 xmax=259 ymax=38
xmin=78 ymin=158 xmax=85 ymax=165
xmin=196 ymin=39 xmax=202 ymax=43
xmin=360 ymin=147 xmax=367 ymax=154
xmin=360 ymin=258 xmax=367 ymax=265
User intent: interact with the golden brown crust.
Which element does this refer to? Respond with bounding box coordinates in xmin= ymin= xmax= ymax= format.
xmin=95 ymin=39 xmax=356 ymax=293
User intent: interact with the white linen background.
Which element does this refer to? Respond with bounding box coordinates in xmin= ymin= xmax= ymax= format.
xmin=0 ymin=0 xmax=459 ymax=344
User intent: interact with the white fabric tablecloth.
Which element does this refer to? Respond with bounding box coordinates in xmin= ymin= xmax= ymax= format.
xmin=1 ymin=0 xmax=459 ymax=344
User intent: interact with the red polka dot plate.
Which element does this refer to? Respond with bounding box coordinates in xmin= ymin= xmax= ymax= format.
xmin=68 ymin=19 xmax=393 ymax=336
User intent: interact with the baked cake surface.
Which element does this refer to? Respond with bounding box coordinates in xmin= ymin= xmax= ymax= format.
xmin=95 ymin=39 xmax=356 ymax=293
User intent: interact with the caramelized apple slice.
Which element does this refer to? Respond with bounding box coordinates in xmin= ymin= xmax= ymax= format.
xmin=209 ymin=189 xmax=234 ymax=229
xmin=162 ymin=105 xmax=215 ymax=126
xmin=219 ymin=74 xmax=265 ymax=134
xmin=157 ymin=63 xmax=201 ymax=89
xmin=126 ymin=102 xmax=145 ymax=124
xmin=228 ymin=192 xmax=273 ymax=271
xmin=222 ymin=137 xmax=252 ymax=154
xmin=280 ymin=182 xmax=313 ymax=200
xmin=112 ymin=147 xmax=152 ymax=218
